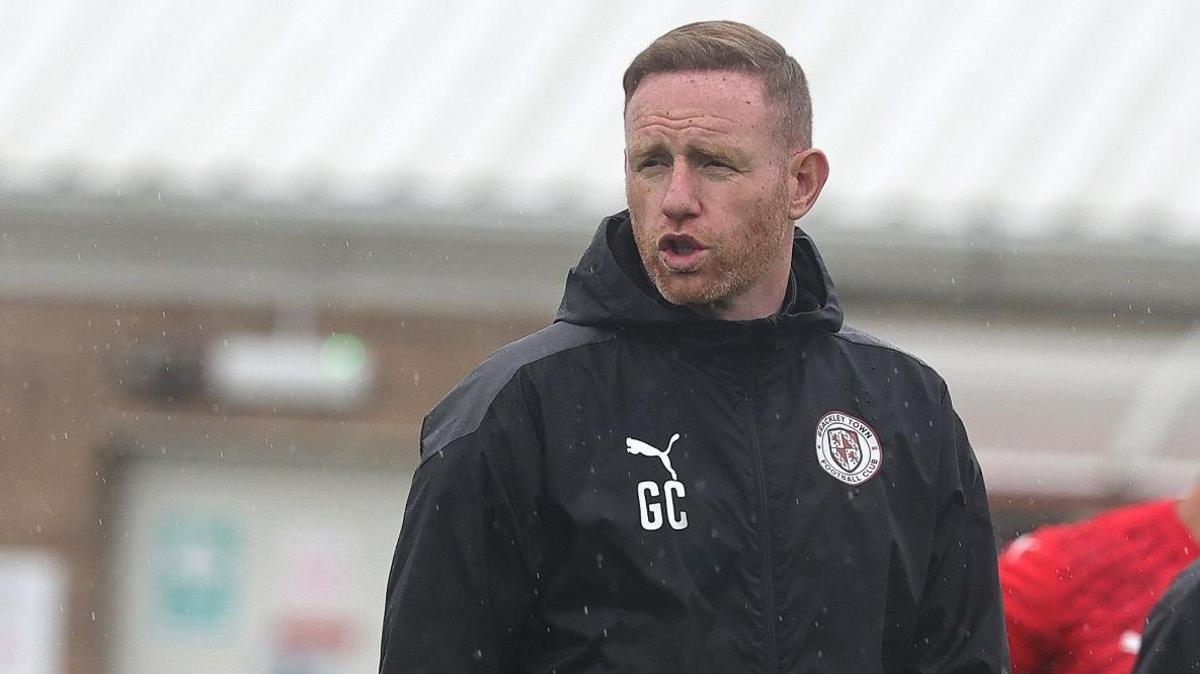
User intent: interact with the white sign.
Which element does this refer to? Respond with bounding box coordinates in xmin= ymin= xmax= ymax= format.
xmin=0 ymin=549 xmax=67 ymax=674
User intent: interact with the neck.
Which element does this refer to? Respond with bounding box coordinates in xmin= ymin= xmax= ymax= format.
xmin=700 ymin=280 xmax=788 ymax=321
xmin=1178 ymin=484 xmax=1200 ymax=541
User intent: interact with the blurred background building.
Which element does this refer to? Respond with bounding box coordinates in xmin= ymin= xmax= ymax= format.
xmin=0 ymin=1 xmax=1198 ymax=672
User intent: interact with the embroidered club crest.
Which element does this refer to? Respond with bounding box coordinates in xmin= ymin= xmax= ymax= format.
xmin=815 ymin=411 xmax=883 ymax=485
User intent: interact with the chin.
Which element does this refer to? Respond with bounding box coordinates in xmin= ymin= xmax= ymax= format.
xmin=654 ymin=275 xmax=725 ymax=308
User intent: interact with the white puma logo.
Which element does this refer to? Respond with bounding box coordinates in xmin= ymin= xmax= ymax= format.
xmin=626 ymin=433 xmax=680 ymax=480
xmin=626 ymin=433 xmax=687 ymax=531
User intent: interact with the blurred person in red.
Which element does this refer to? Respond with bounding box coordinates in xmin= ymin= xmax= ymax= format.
xmin=1131 ymin=556 xmax=1200 ymax=673
xmin=999 ymin=482 xmax=1200 ymax=673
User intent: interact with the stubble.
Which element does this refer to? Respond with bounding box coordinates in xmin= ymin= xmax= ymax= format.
xmin=631 ymin=180 xmax=793 ymax=310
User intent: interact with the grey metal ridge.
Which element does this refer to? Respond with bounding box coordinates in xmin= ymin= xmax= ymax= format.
xmin=1 ymin=191 xmax=1196 ymax=318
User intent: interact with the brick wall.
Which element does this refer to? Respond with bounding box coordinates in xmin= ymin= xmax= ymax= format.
xmin=0 ymin=296 xmax=541 ymax=674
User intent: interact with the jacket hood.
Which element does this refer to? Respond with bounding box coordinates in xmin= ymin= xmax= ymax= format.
xmin=554 ymin=210 xmax=844 ymax=333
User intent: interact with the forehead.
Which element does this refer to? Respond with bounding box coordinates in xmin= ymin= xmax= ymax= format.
xmin=624 ymin=70 xmax=774 ymax=137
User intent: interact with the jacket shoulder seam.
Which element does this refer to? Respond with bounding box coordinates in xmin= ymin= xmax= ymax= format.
xmin=418 ymin=322 xmax=616 ymax=465
xmin=829 ymin=325 xmax=939 ymax=375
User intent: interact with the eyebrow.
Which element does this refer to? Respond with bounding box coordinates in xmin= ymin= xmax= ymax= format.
xmin=626 ymin=141 xmax=748 ymax=166
xmin=691 ymin=143 xmax=746 ymax=166
xmin=626 ymin=142 xmax=664 ymax=165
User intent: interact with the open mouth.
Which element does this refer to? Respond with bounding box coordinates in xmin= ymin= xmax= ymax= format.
xmin=658 ymin=234 xmax=707 ymax=271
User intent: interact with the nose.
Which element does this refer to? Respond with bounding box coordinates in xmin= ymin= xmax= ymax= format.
xmin=661 ymin=163 xmax=700 ymax=222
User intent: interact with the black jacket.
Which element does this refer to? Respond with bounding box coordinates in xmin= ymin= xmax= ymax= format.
xmin=1133 ymin=558 xmax=1200 ymax=673
xmin=381 ymin=212 xmax=1009 ymax=673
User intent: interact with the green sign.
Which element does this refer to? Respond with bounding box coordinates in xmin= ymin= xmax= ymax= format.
xmin=153 ymin=511 xmax=241 ymax=632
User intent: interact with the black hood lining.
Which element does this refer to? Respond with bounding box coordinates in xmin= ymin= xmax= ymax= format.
xmin=555 ymin=210 xmax=843 ymax=335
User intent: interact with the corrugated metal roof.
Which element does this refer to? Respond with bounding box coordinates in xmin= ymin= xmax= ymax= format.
xmin=1 ymin=0 xmax=1198 ymax=244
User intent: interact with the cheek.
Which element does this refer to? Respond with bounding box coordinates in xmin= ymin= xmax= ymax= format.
xmin=625 ymin=177 xmax=656 ymax=210
xmin=748 ymin=178 xmax=786 ymax=210
xmin=629 ymin=212 xmax=658 ymax=259
xmin=706 ymin=184 xmax=762 ymax=216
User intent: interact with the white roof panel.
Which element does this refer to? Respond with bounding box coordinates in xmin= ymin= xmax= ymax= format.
xmin=1 ymin=0 xmax=1198 ymax=244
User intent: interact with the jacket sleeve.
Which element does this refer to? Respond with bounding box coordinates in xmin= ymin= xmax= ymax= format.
xmin=910 ymin=385 xmax=1011 ymax=673
xmin=1132 ymin=559 xmax=1200 ymax=674
xmin=380 ymin=397 xmax=546 ymax=673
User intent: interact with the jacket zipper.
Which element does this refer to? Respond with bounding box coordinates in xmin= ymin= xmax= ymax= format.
xmin=745 ymin=356 xmax=778 ymax=673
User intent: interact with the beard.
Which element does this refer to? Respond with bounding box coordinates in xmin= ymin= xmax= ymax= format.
xmin=631 ymin=185 xmax=793 ymax=310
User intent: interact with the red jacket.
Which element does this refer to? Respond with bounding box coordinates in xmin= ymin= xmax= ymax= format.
xmin=999 ymin=499 xmax=1198 ymax=674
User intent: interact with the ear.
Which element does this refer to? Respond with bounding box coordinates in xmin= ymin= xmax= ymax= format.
xmin=786 ymin=148 xmax=830 ymax=220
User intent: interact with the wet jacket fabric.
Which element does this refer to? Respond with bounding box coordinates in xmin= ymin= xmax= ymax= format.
xmin=381 ymin=211 xmax=1010 ymax=673
xmin=1132 ymin=558 xmax=1200 ymax=673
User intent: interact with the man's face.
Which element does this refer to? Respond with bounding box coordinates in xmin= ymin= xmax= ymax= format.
xmin=624 ymin=70 xmax=797 ymax=317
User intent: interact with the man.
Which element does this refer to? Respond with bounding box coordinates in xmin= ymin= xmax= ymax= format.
xmin=381 ymin=21 xmax=1009 ymax=673
xmin=1000 ymin=482 xmax=1200 ymax=674
xmin=1132 ymin=556 xmax=1200 ymax=673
